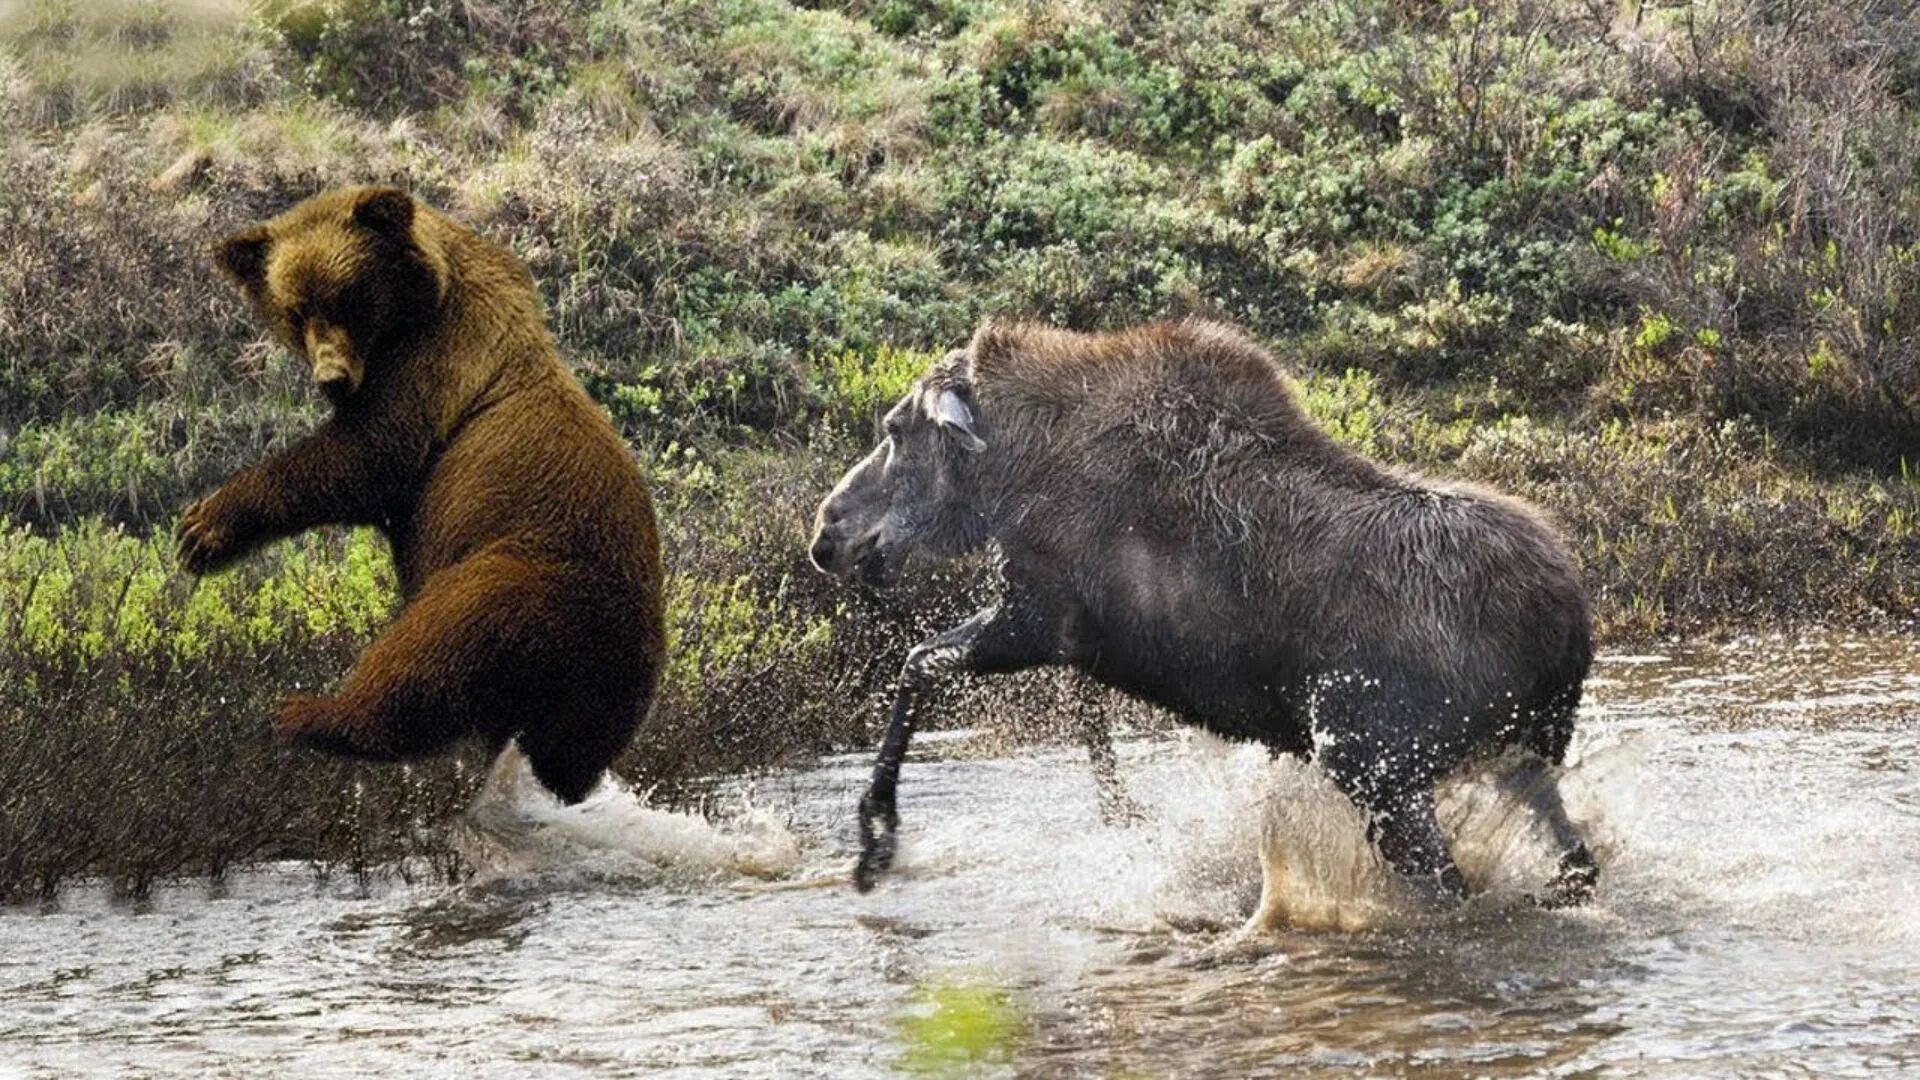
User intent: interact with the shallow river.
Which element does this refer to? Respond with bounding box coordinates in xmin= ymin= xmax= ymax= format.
xmin=2 ymin=634 xmax=1917 ymax=1077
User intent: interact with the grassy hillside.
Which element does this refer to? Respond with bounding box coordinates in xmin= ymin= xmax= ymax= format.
xmin=2 ymin=0 xmax=1919 ymax=896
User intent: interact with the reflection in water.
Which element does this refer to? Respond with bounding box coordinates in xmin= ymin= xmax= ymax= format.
xmin=0 ymin=633 xmax=1916 ymax=1077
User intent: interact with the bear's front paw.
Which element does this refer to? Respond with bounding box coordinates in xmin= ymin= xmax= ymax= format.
xmin=176 ymin=496 xmax=246 ymax=575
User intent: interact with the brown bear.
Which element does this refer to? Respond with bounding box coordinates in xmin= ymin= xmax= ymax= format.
xmin=179 ymin=185 xmax=665 ymax=804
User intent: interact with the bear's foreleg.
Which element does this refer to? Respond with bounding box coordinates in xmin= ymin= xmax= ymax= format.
xmin=179 ymin=421 xmax=411 ymax=574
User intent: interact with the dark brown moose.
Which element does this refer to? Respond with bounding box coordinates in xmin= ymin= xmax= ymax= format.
xmin=811 ymin=319 xmax=1598 ymax=906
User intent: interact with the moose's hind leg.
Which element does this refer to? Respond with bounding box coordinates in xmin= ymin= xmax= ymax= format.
xmin=1311 ymin=680 xmax=1469 ymax=903
xmin=1359 ymin=787 xmax=1469 ymax=904
xmin=1493 ymin=754 xmax=1599 ymax=908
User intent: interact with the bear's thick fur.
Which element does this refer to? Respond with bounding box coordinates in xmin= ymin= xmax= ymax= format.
xmin=180 ymin=186 xmax=665 ymax=803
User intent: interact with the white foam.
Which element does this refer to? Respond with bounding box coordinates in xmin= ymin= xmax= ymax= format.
xmin=1018 ymin=732 xmax=1382 ymax=933
xmin=1250 ymin=756 xmax=1401 ymax=932
xmin=452 ymin=745 xmax=802 ymax=885
xmin=866 ymin=729 xmax=1639 ymax=936
xmin=1222 ymin=747 xmax=1547 ymax=933
xmin=1133 ymin=733 xmax=1279 ymax=929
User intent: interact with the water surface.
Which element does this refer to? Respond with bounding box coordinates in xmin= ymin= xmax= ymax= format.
xmin=2 ymin=633 xmax=1916 ymax=1077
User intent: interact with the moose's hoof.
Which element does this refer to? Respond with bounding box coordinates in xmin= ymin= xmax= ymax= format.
xmin=1534 ymin=846 xmax=1599 ymax=909
xmin=852 ymin=850 xmax=886 ymax=893
xmin=1098 ymin=792 xmax=1149 ymax=827
xmin=853 ymin=794 xmax=898 ymax=892
xmin=852 ymin=831 xmax=896 ymax=893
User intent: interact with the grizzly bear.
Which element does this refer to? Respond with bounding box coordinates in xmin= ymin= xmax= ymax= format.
xmin=179 ymin=186 xmax=665 ymax=804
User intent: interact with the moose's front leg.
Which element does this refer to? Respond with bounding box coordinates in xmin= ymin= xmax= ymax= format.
xmin=854 ymin=600 xmax=1058 ymax=891
xmin=1074 ymin=690 xmax=1145 ymax=826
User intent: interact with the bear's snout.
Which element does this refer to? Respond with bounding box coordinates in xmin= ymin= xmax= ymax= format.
xmin=309 ymin=344 xmax=363 ymax=399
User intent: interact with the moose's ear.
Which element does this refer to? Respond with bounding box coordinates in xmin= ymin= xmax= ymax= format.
xmin=351 ymin=187 xmax=415 ymax=236
xmin=215 ymin=226 xmax=271 ymax=296
xmin=927 ymin=387 xmax=986 ymax=453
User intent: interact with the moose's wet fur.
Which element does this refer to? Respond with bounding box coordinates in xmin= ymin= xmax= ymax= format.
xmin=813 ymin=318 xmax=1597 ymax=905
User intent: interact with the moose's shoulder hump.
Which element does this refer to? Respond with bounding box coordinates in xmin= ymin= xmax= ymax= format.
xmin=970 ymin=319 xmax=1290 ymax=391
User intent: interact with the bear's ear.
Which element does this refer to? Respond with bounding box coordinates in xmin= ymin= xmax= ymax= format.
xmin=351 ymin=187 xmax=416 ymax=237
xmin=215 ymin=226 xmax=271 ymax=296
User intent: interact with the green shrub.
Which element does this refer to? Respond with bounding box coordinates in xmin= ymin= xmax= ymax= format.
xmin=813 ymin=343 xmax=936 ymax=432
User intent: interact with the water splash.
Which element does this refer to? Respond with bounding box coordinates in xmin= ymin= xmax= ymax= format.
xmin=1078 ymin=731 xmax=1639 ymax=933
xmin=4 ymin=636 xmax=1915 ymax=1078
xmin=451 ymin=744 xmax=802 ymax=885
xmin=1251 ymin=743 xmax=1644 ymax=932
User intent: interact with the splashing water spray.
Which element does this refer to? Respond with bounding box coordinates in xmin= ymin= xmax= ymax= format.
xmin=452 ymin=744 xmax=802 ymax=885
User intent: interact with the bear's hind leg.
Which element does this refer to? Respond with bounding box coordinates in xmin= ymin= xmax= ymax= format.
xmin=515 ymin=710 xmax=635 ymax=806
xmin=279 ymin=549 xmax=551 ymax=762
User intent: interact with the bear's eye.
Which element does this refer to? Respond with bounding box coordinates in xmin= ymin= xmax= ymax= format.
xmin=884 ymin=417 xmax=903 ymax=438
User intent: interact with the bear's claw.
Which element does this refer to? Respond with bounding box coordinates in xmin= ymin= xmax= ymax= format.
xmin=176 ymin=497 xmax=240 ymax=575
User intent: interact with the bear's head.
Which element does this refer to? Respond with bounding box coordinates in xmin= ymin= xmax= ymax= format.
xmin=216 ymin=187 xmax=450 ymax=405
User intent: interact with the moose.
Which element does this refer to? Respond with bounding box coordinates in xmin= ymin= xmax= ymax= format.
xmin=810 ymin=319 xmax=1599 ymax=908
